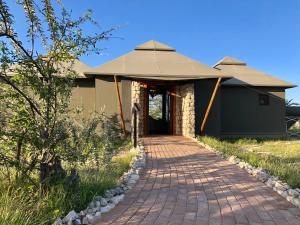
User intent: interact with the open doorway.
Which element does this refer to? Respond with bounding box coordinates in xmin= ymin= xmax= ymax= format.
xmin=147 ymin=86 xmax=175 ymax=135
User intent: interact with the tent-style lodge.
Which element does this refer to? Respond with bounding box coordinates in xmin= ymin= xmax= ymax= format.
xmin=71 ymin=40 xmax=296 ymax=138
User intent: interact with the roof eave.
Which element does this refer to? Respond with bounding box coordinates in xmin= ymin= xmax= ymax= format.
xmin=222 ymin=83 xmax=297 ymax=89
xmin=84 ymin=71 xmax=232 ymax=79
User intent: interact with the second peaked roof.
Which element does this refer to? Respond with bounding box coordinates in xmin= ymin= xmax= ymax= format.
xmin=85 ymin=40 xmax=230 ymax=80
xmin=214 ymin=57 xmax=296 ymax=88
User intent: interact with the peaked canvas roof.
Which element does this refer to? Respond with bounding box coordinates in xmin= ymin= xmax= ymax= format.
xmin=134 ymin=40 xmax=176 ymax=51
xmin=214 ymin=57 xmax=296 ymax=88
xmin=214 ymin=56 xmax=246 ymax=66
xmin=68 ymin=59 xmax=92 ymax=78
xmin=85 ymin=40 xmax=230 ymax=80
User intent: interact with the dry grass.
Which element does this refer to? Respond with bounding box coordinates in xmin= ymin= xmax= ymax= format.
xmin=0 ymin=141 xmax=136 ymax=225
xmin=198 ymin=136 xmax=300 ymax=188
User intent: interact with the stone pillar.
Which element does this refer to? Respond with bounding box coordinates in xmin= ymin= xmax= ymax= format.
xmin=175 ymin=83 xmax=195 ymax=137
xmin=131 ymin=81 xmax=145 ymax=136
xmin=175 ymin=86 xmax=183 ymax=135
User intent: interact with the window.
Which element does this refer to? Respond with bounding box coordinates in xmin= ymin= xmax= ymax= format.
xmin=259 ymin=94 xmax=269 ymax=106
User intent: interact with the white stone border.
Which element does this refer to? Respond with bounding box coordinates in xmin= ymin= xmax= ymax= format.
xmin=55 ymin=141 xmax=146 ymax=225
xmin=194 ymin=138 xmax=300 ymax=209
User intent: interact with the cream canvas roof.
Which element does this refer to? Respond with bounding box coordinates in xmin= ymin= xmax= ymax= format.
xmin=85 ymin=40 xmax=230 ymax=80
xmin=65 ymin=59 xmax=91 ymax=78
xmin=214 ymin=57 xmax=296 ymax=88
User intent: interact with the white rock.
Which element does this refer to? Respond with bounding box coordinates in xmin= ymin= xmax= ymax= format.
xmin=228 ymin=156 xmax=240 ymax=164
xmin=101 ymin=204 xmax=115 ymax=213
xmin=91 ymin=211 xmax=102 ymax=222
xmin=94 ymin=196 xmax=102 ymax=201
xmin=63 ymin=210 xmax=78 ymax=223
xmin=287 ymin=195 xmax=294 ymax=203
xmin=79 ymin=210 xmax=86 ymax=217
xmin=100 ymin=198 xmax=108 ymax=207
xmin=111 ymin=194 xmax=124 ymax=205
xmin=257 ymin=172 xmax=269 ymax=182
xmin=73 ymin=219 xmax=81 ymax=225
xmin=281 ymin=191 xmax=288 ymax=198
xmin=277 ymin=190 xmax=288 ymax=198
xmin=104 ymin=190 xmax=113 ymax=198
xmin=86 ymin=214 xmax=96 ymax=224
xmin=53 ymin=219 xmax=63 ymax=225
xmin=95 ymin=201 xmax=101 ymax=207
xmin=266 ymin=178 xmax=276 ymax=187
xmin=88 ymin=201 xmax=96 ymax=209
xmin=246 ymin=167 xmax=253 ymax=173
xmin=114 ymin=187 xmax=123 ymax=195
xmin=288 ymin=189 xmax=300 ymax=198
xmin=274 ymin=181 xmax=289 ymax=191
xmin=294 ymin=198 xmax=300 ymax=208
xmin=89 ymin=207 xmax=98 ymax=214
xmin=82 ymin=216 xmax=89 ymax=225
xmin=266 ymin=180 xmax=273 ymax=188
xmin=238 ymin=162 xmax=246 ymax=168
xmin=130 ymin=174 xmax=139 ymax=181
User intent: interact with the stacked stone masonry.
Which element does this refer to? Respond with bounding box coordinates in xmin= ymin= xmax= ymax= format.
xmin=175 ymin=83 xmax=195 ymax=137
xmin=131 ymin=81 xmax=145 ymax=136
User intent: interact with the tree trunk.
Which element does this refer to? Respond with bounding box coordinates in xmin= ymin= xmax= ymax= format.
xmin=40 ymin=156 xmax=66 ymax=188
xmin=40 ymin=162 xmax=50 ymax=186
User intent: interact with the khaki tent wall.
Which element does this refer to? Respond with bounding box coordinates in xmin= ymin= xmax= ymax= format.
xmin=95 ymin=76 xmax=132 ymax=132
xmin=70 ymin=79 xmax=96 ymax=117
xmin=194 ymin=79 xmax=221 ymax=137
xmin=95 ymin=77 xmax=119 ymax=116
xmin=221 ymin=86 xmax=286 ymax=137
xmin=70 ymin=77 xmax=132 ymax=132
xmin=121 ymin=80 xmax=132 ymax=131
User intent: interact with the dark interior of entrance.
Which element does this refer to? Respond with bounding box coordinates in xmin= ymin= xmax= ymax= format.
xmin=148 ymin=87 xmax=173 ymax=135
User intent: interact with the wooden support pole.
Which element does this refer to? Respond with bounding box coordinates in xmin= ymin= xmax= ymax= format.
xmin=114 ymin=75 xmax=126 ymax=135
xmin=200 ymin=77 xmax=222 ymax=134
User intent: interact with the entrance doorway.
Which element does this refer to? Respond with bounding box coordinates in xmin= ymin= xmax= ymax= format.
xmin=144 ymin=84 xmax=176 ymax=135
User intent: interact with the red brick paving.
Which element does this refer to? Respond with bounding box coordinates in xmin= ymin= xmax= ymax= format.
xmin=96 ymin=136 xmax=300 ymax=225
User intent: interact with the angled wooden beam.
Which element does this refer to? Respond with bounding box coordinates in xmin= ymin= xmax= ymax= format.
xmin=114 ymin=75 xmax=126 ymax=135
xmin=201 ymin=77 xmax=222 ymax=134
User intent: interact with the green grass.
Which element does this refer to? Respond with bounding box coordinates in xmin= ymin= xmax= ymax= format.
xmin=198 ymin=136 xmax=300 ymax=189
xmin=0 ymin=144 xmax=136 ymax=225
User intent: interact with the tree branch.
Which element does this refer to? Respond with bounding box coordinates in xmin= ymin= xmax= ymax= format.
xmin=0 ymin=73 xmax=41 ymax=116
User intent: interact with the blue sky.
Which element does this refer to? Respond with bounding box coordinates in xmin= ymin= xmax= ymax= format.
xmin=8 ymin=0 xmax=300 ymax=102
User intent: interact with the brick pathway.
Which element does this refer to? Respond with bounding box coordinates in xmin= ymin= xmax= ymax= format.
xmin=96 ymin=136 xmax=300 ymax=225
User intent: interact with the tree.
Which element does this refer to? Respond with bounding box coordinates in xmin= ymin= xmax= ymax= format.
xmin=0 ymin=0 xmax=114 ymax=187
xmin=286 ymin=99 xmax=300 ymax=107
xmin=149 ymin=94 xmax=163 ymax=120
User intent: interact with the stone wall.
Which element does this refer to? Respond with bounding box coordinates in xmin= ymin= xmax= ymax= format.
xmin=175 ymin=83 xmax=195 ymax=137
xmin=131 ymin=81 xmax=145 ymax=136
